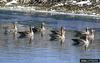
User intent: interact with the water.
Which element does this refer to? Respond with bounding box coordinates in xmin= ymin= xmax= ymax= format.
xmin=0 ymin=10 xmax=100 ymax=63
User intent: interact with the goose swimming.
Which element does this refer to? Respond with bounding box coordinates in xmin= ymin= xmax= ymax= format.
xmin=32 ymin=22 xmax=45 ymax=33
xmin=75 ymin=27 xmax=90 ymax=37
xmin=3 ymin=22 xmax=17 ymax=34
xmin=50 ymin=26 xmax=65 ymax=41
xmin=18 ymin=26 xmax=34 ymax=38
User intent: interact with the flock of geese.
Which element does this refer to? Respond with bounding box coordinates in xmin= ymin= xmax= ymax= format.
xmin=2 ymin=22 xmax=95 ymax=49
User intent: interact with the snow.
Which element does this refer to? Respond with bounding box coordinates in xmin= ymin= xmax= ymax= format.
xmin=76 ymin=1 xmax=92 ymax=6
xmin=5 ymin=0 xmax=17 ymax=6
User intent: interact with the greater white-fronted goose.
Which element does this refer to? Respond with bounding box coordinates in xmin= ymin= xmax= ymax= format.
xmin=32 ymin=22 xmax=45 ymax=33
xmin=75 ymin=27 xmax=90 ymax=37
xmin=18 ymin=26 xmax=34 ymax=38
xmin=50 ymin=26 xmax=65 ymax=41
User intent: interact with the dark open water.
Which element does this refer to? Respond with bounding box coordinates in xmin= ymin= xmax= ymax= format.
xmin=0 ymin=10 xmax=100 ymax=63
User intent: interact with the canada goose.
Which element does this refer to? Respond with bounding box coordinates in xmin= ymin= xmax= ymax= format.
xmin=50 ymin=26 xmax=65 ymax=41
xmin=32 ymin=22 xmax=45 ymax=33
xmin=18 ymin=26 xmax=34 ymax=38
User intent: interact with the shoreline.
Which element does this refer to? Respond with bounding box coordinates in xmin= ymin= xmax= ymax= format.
xmin=0 ymin=6 xmax=100 ymax=18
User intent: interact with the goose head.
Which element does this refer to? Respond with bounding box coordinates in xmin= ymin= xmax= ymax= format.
xmin=86 ymin=27 xmax=89 ymax=32
xmin=41 ymin=22 xmax=45 ymax=30
xmin=84 ymin=27 xmax=90 ymax=35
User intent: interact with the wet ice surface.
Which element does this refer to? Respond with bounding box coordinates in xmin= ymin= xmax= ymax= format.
xmin=0 ymin=10 xmax=100 ymax=63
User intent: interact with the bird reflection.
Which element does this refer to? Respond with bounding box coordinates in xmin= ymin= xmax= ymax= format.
xmin=29 ymin=37 xmax=33 ymax=44
xmin=12 ymin=31 xmax=17 ymax=40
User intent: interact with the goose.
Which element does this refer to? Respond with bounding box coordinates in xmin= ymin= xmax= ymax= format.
xmin=10 ymin=22 xmax=18 ymax=32
xmin=50 ymin=26 xmax=65 ymax=41
xmin=75 ymin=27 xmax=90 ymax=37
xmin=88 ymin=29 xmax=95 ymax=42
xmin=3 ymin=22 xmax=17 ymax=34
xmin=51 ymin=26 xmax=65 ymax=35
xmin=80 ymin=29 xmax=95 ymax=41
xmin=32 ymin=22 xmax=45 ymax=33
xmin=11 ymin=22 xmax=17 ymax=32
xmin=18 ymin=26 xmax=34 ymax=38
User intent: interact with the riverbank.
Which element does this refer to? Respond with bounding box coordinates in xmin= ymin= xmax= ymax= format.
xmin=0 ymin=6 xmax=100 ymax=18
